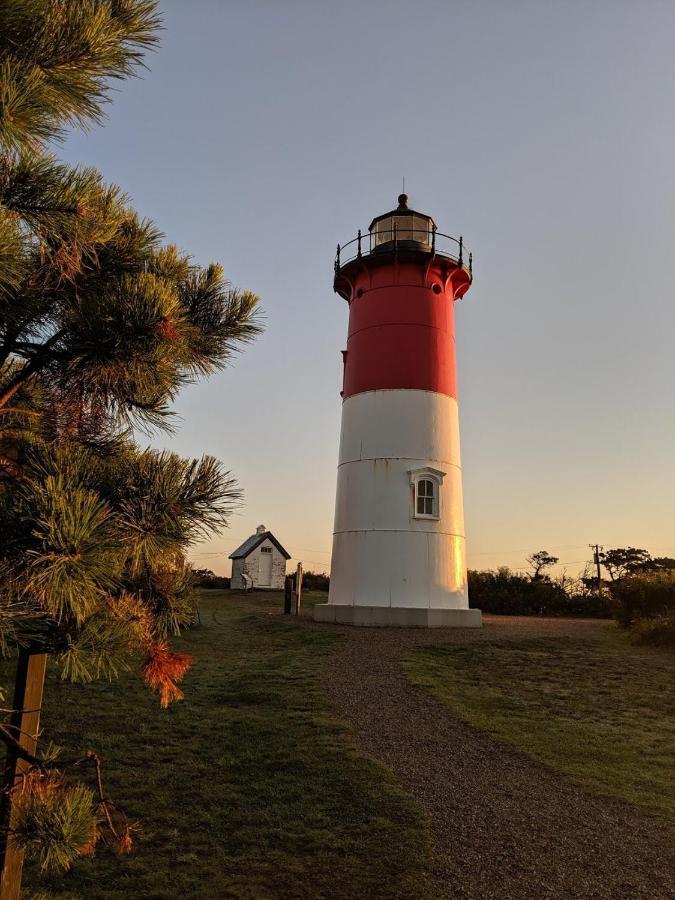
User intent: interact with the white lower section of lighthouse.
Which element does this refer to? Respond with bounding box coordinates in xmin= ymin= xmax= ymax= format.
xmin=315 ymin=390 xmax=481 ymax=627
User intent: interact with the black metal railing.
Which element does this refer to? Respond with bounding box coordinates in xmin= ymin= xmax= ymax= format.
xmin=335 ymin=226 xmax=473 ymax=277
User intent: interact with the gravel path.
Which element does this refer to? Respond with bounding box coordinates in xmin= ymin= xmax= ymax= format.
xmin=309 ymin=615 xmax=675 ymax=899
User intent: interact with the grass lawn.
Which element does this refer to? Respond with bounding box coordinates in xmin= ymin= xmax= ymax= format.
xmin=9 ymin=591 xmax=429 ymax=899
xmin=404 ymin=629 xmax=675 ymax=820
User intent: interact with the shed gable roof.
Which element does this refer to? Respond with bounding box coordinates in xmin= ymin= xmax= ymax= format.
xmin=229 ymin=531 xmax=291 ymax=560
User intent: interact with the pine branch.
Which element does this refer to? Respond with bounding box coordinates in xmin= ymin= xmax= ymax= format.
xmin=0 ymin=329 xmax=65 ymax=408
xmin=0 ymin=151 xmax=125 ymax=284
xmin=0 ymin=722 xmax=42 ymax=766
xmin=0 ymin=0 xmax=162 ymax=151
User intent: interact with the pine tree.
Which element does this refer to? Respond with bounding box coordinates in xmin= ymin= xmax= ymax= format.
xmin=0 ymin=2 xmax=261 ymax=890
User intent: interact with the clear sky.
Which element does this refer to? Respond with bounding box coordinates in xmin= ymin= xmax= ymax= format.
xmin=59 ymin=0 xmax=675 ymax=577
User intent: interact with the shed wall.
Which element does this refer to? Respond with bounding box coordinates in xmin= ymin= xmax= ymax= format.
xmin=230 ymin=537 xmax=287 ymax=590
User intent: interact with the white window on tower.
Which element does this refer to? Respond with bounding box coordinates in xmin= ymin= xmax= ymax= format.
xmin=409 ymin=467 xmax=445 ymax=521
xmin=416 ymin=479 xmax=436 ymax=517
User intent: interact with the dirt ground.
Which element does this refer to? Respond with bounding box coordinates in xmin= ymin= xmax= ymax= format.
xmin=303 ymin=614 xmax=675 ymax=900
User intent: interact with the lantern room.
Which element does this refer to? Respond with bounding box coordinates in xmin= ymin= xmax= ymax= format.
xmin=333 ymin=194 xmax=472 ymax=303
xmin=370 ymin=193 xmax=434 ymax=252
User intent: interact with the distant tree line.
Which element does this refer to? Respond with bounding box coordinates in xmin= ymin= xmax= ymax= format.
xmin=598 ymin=549 xmax=675 ymax=647
xmin=469 ymin=548 xmax=608 ymax=618
xmin=192 ymin=568 xmax=231 ymax=589
xmin=300 ymin=571 xmax=330 ymax=591
xmin=192 ymin=551 xmax=674 ymax=644
xmin=469 ymin=547 xmax=675 ymax=644
xmin=467 ymin=567 xmax=609 ymax=618
xmin=191 ymin=568 xmax=330 ymax=592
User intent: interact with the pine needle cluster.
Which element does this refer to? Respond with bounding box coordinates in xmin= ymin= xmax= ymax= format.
xmin=12 ymin=776 xmax=100 ymax=872
xmin=0 ymin=0 xmax=160 ymax=151
xmin=12 ymin=752 xmax=138 ymax=874
xmin=0 ymin=0 xmax=262 ymax=873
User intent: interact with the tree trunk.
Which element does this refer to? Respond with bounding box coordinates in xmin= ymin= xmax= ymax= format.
xmin=0 ymin=649 xmax=47 ymax=900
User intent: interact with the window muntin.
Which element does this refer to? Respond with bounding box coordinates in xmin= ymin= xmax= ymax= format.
xmin=416 ymin=479 xmax=435 ymax=516
xmin=410 ymin=468 xmax=444 ymax=520
xmin=372 ymin=217 xmax=393 ymax=246
xmin=372 ymin=214 xmax=432 ymax=248
xmin=412 ymin=216 xmax=431 ymax=243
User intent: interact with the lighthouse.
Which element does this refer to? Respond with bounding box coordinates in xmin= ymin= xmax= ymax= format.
xmin=315 ymin=195 xmax=481 ymax=627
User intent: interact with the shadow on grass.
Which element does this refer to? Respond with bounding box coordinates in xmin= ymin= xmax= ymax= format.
xmin=11 ymin=591 xmax=429 ymax=899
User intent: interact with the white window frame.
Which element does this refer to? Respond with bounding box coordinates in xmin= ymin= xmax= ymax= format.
xmin=409 ymin=466 xmax=445 ymax=521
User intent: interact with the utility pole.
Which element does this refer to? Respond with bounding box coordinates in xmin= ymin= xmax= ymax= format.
xmin=295 ymin=563 xmax=303 ymax=615
xmin=589 ymin=544 xmax=603 ymax=591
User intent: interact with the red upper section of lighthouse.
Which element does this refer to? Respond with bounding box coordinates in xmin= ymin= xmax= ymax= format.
xmin=334 ymin=197 xmax=473 ymax=401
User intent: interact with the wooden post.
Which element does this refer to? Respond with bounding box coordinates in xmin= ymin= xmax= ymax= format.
xmin=0 ymin=649 xmax=48 ymax=900
xmin=283 ymin=574 xmax=292 ymax=615
xmin=295 ymin=562 xmax=303 ymax=615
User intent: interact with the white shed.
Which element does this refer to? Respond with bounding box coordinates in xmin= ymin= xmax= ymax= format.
xmin=229 ymin=525 xmax=291 ymax=591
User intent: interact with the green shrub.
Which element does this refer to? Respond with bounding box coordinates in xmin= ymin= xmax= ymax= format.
xmin=631 ymin=612 xmax=675 ymax=648
xmin=467 ymin=568 xmax=610 ymax=618
xmin=191 ymin=568 xmax=231 ymax=589
xmin=608 ymin=572 xmax=675 ymax=626
xmin=302 ymin=571 xmax=330 ymax=591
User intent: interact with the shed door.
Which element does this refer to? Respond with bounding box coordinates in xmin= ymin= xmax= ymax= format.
xmin=259 ymin=547 xmax=273 ymax=586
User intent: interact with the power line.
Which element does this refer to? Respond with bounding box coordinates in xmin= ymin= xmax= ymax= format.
xmin=191 ymin=541 xmax=674 ymax=569
xmin=468 ymin=543 xmax=589 ymax=557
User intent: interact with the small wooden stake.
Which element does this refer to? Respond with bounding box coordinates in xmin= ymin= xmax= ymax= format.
xmin=0 ymin=649 xmax=47 ymax=900
xmin=284 ymin=574 xmax=293 ymax=615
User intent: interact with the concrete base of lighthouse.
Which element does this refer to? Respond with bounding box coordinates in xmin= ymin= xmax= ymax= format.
xmin=314 ymin=603 xmax=481 ymax=628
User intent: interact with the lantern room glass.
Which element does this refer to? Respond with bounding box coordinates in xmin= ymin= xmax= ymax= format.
xmin=371 ymin=215 xmax=432 ymax=249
